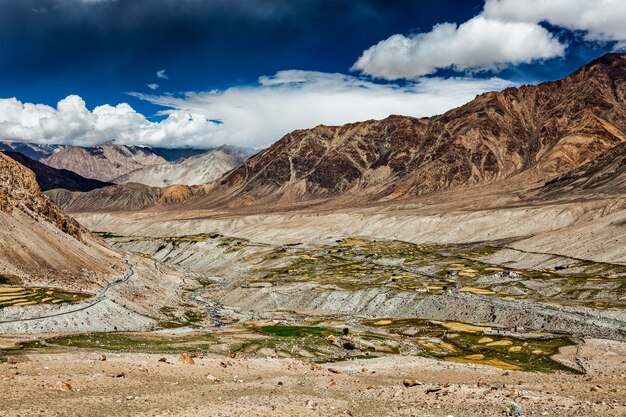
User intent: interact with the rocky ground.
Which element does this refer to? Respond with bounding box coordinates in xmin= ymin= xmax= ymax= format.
xmin=1 ymin=338 xmax=625 ymax=417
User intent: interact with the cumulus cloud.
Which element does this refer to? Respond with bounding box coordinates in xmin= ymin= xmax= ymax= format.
xmin=128 ymin=70 xmax=514 ymax=147
xmin=0 ymin=95 xmax=220 ymax=148
xmin=353 ymin=16 xmax=564 ymax=79
xmin=0 ymin=72 xmax=513 ymax=148
xmin=353 ymin=0 xmax=626 ymax=80
xmin=146 ymin=83 xmax=159 ymax=90
xmin=156 ymin=69 xmax=168 ymax=79
xmin=483 ymin=0 xmax=626 ymax=43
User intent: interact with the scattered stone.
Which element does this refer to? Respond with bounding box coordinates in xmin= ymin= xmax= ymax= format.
xmin=49 ymin=381 xmax=73 ymax=391
xmin=178 ymin=353 xmax=195 ymax=365
xmin=403 ymin=379 xmax=423 ymax=387
xmin=508 ymin=401 xmax=524 ymax=416
xmin=158 ymin=357 xmax=168 ymax=363
xmin=328 ymin=368 xmax=341 ymax=374
xmin=115 ymin=372 xmax=125 ymax=378
xmin=207 ymin=374 xmax=220 ymax=382
xmin=98 ymin=354 xmax=107 ymax=361
xmin=426 ymin=387 xmax=443 ymax=394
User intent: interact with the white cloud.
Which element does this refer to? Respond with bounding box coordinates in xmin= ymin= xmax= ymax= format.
xmin=0 ymin=73 xmax=513 ymax=148
xmin=353 ymin=16 xmax=564 ymax=79
xmin=128 ymin=70 xmax=514 ymax=148
xmin=156 ymin=69 xmax=168 ymax=79
xmin=0 ymin=95 xmax=219 ymax=148
xmin=353 ymin=0 xmax=626 ymax=80
xmin=483 ymin=0 xmax=626 ymax=43
xmin=146 ymin=83 xmax=159 ymax=90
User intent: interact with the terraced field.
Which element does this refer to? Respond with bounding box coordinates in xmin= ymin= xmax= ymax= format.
xmin=252 ymin=238 xmax=626 ymax=308
xmin=0 ymin=286 xmax=90 ymax=308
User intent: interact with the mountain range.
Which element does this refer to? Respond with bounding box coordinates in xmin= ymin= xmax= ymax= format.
xmin=184 ymin=53 xmax=625 ymax=209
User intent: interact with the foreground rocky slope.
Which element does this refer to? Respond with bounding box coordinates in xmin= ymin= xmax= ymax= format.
xmin=0 ymin=152 xmax=124 ymax=287
xmin=184 ymin=53 xmax=626 ymax=208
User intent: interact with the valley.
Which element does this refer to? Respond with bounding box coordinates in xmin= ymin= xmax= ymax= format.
xmin=1 ymin=53 xmax=626 ymax=416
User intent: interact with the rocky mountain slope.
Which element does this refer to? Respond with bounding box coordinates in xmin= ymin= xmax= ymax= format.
xmin=43 ymin=141 xmax=167 ymax=182
xmin=112 ymin=146 xmax=252 ymax=187
xmin=42 ymin=141 xmax=252 ymax=187
xmin=0 ymin=153 xmax=124 ymax=285
xmin=47 ymin=183 xmax=205 ymax=212
xmin=187 ymin=53 xmax=626 ymax=209
xmin=540 ymin=140 xmax=626 ymax=196
xmin=3 ymin=151 xmax=113 ymax=192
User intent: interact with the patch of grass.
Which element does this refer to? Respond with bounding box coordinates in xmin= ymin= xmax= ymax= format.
xmin=259 ymin=325 xmax=339 ymax=338
xmin=47 ymin=331 xmax=217 ymax=353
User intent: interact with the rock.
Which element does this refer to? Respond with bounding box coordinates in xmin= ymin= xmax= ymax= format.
xmin=426 ymin=387 xmax=443 ymax=394
xmin=158 ymin=357 xmax=168 ymax=363
xmin=98 ymin=354 xmax=107 ymax=361
xmin=49 ymin=381 xmax=73 ymax=391
xmin=328 ymin=368 xmax=341 ymax=374
xmin=403 ymin=379 xmax=423 ymax=387
xmin=207 ymin=374 xmax=220 ymax=382
xmin=509 ymin=402 xmax=524 ymax=416
xmin=178 ymin=353 xmax=195 ymax=365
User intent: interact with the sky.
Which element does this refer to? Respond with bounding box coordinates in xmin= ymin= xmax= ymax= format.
xmin=1 ymin=0 xmax=625 ymax=149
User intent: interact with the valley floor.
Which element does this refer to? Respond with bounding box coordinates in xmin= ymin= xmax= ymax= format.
xmin=1 ymin=338 xmax=625 ymax=417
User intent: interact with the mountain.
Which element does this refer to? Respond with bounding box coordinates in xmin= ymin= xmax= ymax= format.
xmin=2 ymin=151 xmax=113 ymax=192
xmin=112 ymin=146 xmax=252 ymax=187
xmin=0 ymin=153 xmax=123 ymax=283
xmin=184 ymin=53 xmax=626 ymax=209
xmin=43 ymin=141 xmax=167 ymax=182
xmin=41 ymin=141 xmax=253 ymax=187
xmin=0 ymin=141 xmax=67 ymax=161
xmin=47 ymin=183 xmax=205 ymax=212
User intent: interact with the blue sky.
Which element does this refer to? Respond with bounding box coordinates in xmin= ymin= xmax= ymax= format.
xmin=1 ymin=0 xmax=625 ymax=148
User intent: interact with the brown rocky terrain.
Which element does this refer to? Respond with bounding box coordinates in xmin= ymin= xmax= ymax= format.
xmin=540 ymin=139 xmax=626 ymax=196
xmin=47 ymin=182 xmax=206 ymax=212
xmin=179 ymin=53 xmax=626 ymax=209
xmin=0 ymin=152 xmax=124 ymax=287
